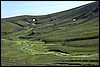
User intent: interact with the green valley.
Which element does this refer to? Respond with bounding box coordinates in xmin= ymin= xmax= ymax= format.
xmin=1 ymin=1 xmax=99 ymax=66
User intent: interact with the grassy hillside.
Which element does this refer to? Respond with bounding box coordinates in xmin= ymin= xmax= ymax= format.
xmin=1 ymin=1 xmax=99 ymax=66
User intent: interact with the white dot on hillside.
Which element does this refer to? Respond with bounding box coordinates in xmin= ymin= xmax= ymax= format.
xmin=73 ymin=19 xmax=76 ymax=21
xmin=33 ymin=19 xmax=36 ymax=21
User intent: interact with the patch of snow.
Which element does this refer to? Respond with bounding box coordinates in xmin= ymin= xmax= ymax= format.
xmin=73 ymin=19 xmax=76 ymax=21
xmin=33 ymin=19 xmax=36 ymax=21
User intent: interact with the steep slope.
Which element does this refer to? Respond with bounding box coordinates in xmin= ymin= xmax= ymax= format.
xmin=19 ymin=1 xmax=99 ymax=43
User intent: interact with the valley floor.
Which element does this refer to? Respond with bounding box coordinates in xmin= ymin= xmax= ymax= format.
xmin=1 ymin=38 xmax=99 ymax=66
